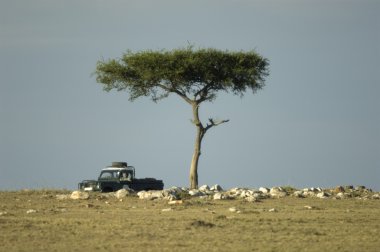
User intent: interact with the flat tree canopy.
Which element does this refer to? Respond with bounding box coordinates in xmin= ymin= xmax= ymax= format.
xmin=95 ymin=47 xmax=269 ymax=188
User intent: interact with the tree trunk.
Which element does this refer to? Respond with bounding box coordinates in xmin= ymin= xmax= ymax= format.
xmin=189 ymin=103 xmax=204 ymax=189
xmin=190 ymin=126 xmax=202 ymax=189
xmin=188 ymin=102 xmax=228 ymax=189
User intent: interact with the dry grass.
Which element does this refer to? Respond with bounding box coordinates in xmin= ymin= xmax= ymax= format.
xmin=1 ymin=189 xmax=379 ymax=252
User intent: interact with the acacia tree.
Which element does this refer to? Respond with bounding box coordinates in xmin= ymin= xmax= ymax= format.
xmin=95 ymin=47 xmax=269 ymax=189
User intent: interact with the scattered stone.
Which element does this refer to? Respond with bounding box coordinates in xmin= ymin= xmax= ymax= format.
xmin=56 ymin=194 xmax=70 ymax=200
xmin=309 ymin=187 xmax=318 ymax=192
xmin=199 ymin=185 xmax=210 ymax=192
xmin=213 ymin=192 xmax=225 ymax=200
xmin=245 ymin=196 xmax=258 ymax=202
xmin=161 ymin=208 xmax=173 ymax=212
xmin=26 ymin=209 xmax=37 ymax=214
xmin=168 ymin=200 xmax=183 ymax=205
xmin=137 ymin=190 xmax=164 ymax=200
xmin=355 ymin=185 xmax=366 ymax=191
xmin=226 ymin=188 xmax=242 ymax=198
xmin=336 ymin=192 xmax=345 ymax=199
xmin=317 ymin=192 xmax=329 ymax=199
xmin=293 ymin=191 xmax=304 ymax=198
xmin=210 ymin=184 xmax=223 ymax=191
xmin=229 ymin=207 xmax=238 ymax=213
xmin=131 ymin=185 xmax=379 ymax=202
xmin=50 ymin=208 xmax=67 ymax=213
xmin=270 ymin=187 xmax=287 ymax=198
xmin=188 ymin=189 xmax=204 ymax=197
xmin=372 ymin=194 xmax=380 ymax=200
xmin=304 ymin=205 xmax=314 ymax=210
xmin=268 ymin=208 xmax=277 ymax=212
xmin=270 ymin=187 xmax=283 ymax=193
xmin=115 ymin=189 xmax=130 ymax=199
xmin=334 ymin=186 xmax=345 ymax=193
xmin=70 ymin=191 xmax=89 ymax=200
xmin=259 ymin=187 xmax=270 ymax=194
xmin=162 ymin=187 xmax=183 ymax=200
xmin=0 ymin=211 xmax=8 ymax=216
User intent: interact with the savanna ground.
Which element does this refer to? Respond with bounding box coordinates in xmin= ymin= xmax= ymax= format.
xmin=0 ymin=189 xmax=379 ymax=252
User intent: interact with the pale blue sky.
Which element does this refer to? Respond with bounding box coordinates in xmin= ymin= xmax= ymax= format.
xmin=1 ymin=0 xmax=379 ymax=190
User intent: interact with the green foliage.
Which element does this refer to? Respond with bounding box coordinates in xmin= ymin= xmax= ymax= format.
xmin=95 ymin=46 xmax=269 ymax=104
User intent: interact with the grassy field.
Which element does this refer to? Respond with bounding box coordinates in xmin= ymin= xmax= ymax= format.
xmin=0 ymin=189 xmax=379 ymax=252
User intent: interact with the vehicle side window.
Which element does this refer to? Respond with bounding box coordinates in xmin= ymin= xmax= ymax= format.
xmin=100 ymin=171 xmax=113 ymax=179
xmin=120 ymin=171 xmax=131 ymax=181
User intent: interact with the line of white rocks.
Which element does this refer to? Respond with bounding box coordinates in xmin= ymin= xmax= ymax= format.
xmin=137 ymin=185 xmax=380 ymax=202
xmin=63 ymin=185 xmax=380 ymax=201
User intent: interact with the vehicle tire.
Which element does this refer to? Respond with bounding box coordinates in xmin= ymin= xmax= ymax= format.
xmin=111 ymin=162 xmax=128 ymax=167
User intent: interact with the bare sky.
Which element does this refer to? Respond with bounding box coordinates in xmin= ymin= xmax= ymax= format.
xmin=1 ymin=0 xmax=379 ymax=190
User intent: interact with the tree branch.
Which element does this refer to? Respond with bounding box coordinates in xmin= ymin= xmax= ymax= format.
xmin=157 ymin=83 xmax=193 ymax=104
xmin=204 ymin=118 xmax=230 ymax=132
xmin=194 ymin=82 xmax=214 ymax=103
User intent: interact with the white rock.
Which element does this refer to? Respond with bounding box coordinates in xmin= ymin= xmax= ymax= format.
xmin=213 ymin=192 xmax=225 ymax=200
xmin=270 ymin=187 xmax=284 ymax=194
xmin=229 ymin=188 xmax=242 ymax=194
xmin=240 ymin=190 xmax=248 ymax=198
xmin=268 ymin=208 xmax=277 ymax=212
xmin=199 ymin=185 xmax=210 ymax=191
xmin=259 ymin=187 xmax=270 ymax=194
xmin=115 ymin=189 xmax=130 ymax=199
xmin=293 ymin=191 xmax=304 ymax=198
xmin=210 ymin=184 xmax=223 ymax=191
xmin=56 ymin=194 xmax=70 ymax=200
xmin=70 ymin=191 xmax=89 ymax=200
xmin=165 ymin=194 xmax=178 ymax=201
xmin=168 ymin=200 xmax=183 ymax=205
xmin=317 ymin=192 xmax=328 ymax=199
xmin=26 ymin=209 xmax=37 ymax=214
xmin=152 ymin=190 xmax=164 ymax=198
xmin=303 ymin=191 xmax=316 ymax=197
xmin=189 ymin=189 xmax=203 ymax=196
xmin=229 ymin=207 xmax=236 ymax=212
xmin=372 ymin=194 xmax=380 ymax=200
xmin=245 ymin=196 xmax=258 ymax=202
xmin=137 ymin=190 xmax=164 ymax=200
xmin=166 ymin=186 xmax=183 ymax=194
xmin=0 ymin=211 xmax=8 ymax=216
xmin=245 ymin=190 xmax=253 ymax=197
xmin=336 ymin=192 xmax=345 ymax=199
xmin=229 ymin=207 xmax=240 ymax=213
xmin=270 ymin=191 xmax=287 ymax=198
xmin=161 ymin=208 xmax=173 ymax=212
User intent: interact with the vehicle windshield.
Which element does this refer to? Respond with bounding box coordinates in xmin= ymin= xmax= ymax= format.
xmin=99 ymin=171 xmax=119 ymax=180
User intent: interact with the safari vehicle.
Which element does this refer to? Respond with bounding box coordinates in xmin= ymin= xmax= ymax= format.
xmin=78 ymin=162 xmax=164 ymax=192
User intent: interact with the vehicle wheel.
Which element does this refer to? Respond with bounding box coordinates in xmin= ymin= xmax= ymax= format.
xmin=111 ymin=162 xmax=128 ymax=167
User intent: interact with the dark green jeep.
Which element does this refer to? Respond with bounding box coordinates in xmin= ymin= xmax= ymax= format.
xmin=78 ymin=162 xmax=164 ymax=192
